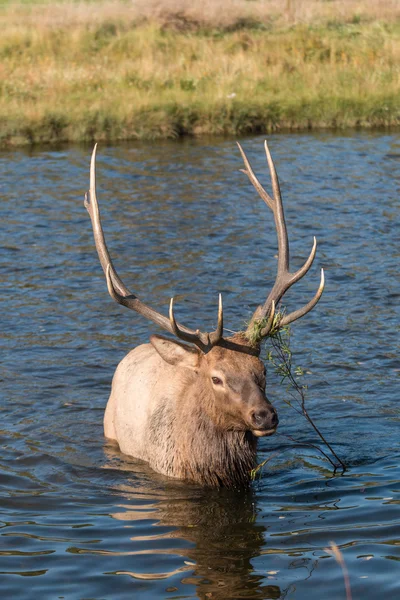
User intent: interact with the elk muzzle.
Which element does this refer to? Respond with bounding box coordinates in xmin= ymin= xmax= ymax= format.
xmin=249 ymin=401 xmax=279 ymax=437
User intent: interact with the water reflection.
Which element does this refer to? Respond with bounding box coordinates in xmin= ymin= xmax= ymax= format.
xmin=105 ymin=447 xmax=280 ymax=599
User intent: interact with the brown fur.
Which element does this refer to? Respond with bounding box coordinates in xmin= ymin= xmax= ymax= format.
xmin=105 ymin=334 xmax=278 ymax=487
xmin=147 ymin=397 xmax=257 ymax=488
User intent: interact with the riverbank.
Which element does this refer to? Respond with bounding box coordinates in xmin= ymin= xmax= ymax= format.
xmin=1 ymin=0 xmax=400 ymax=146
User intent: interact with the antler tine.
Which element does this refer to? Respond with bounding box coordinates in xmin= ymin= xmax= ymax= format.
xmin=260 ymin=300 xmax=275 ymax=337
xmin=264 ymin=140 xmax=289 ymax=275
xmin=170 ymin=295 xmax=224 ymax=349
xmin=280 ymin=269 xmax=325 ymax=327
xmin=85 ymin=144 xmax=129 ymax=297
xmin=239 ymin=141 xmax=324 ymax=340
xmin=86 ymin=145 xmax=169 ymax=328
xmin=86 ymin=145 xmax=225 ymax=353
xmin=259 ymin=234 xmax=318 ymax=318
xmin=209 ymin=293 xmax=224 ymax=345
xmin=290 ymin=235 xmax=317 ymax=285
xmin=169 ymin=297 xmax=204 ymax=346
xmin=237 ymin=142 xmax=274 ymax=211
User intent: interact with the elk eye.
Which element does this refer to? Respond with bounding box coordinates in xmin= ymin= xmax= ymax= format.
xmin=211 ymin=376 xmax=223 ymax=385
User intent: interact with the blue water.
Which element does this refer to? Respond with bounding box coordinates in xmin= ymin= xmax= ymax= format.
xmin=0 ymin=133 xmax=399 ymax=599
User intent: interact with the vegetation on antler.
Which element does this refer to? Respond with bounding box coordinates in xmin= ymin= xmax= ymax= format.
xmin=247 ymin=310 xmax=286 ymax=347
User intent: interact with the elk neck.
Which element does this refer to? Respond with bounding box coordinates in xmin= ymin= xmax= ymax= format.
xmin=148 ymin=371 xmax=258 ymax=488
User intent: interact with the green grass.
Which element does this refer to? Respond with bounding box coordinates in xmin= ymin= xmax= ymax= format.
xmin=1 ymin=0 xmax=400 ymax=146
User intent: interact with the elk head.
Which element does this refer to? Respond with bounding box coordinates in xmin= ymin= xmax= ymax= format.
xmin=149 ymin=333 xmax=278 ymax=437
xmin=84 ymin=142 xmax=324 ymax=439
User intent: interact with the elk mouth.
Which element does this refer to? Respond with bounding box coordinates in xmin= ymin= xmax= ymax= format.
xmin=252 ymin=426 xmax=277 ymax=437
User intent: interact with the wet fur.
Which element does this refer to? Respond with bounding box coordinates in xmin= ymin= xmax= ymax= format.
xmin=148 ymin=402 xmax=257 ymax=488
xmin=104 ymin=334 xmax=274 ymax=488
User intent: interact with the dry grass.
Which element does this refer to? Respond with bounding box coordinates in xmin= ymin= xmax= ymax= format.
xmin=1 ymin=0 xmax=400 ymax=146
xmin=3 ymin=0 xmax=400 ymax=31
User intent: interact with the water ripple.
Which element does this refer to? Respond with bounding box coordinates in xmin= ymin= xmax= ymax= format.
xmin=0 ymin=133 xmax=399 ymax=599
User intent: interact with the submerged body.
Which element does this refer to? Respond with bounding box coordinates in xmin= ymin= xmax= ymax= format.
xmin=104 ymin=336 xmax=277 ymax=487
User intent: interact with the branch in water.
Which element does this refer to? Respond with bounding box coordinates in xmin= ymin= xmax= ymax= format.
xmin=266 ymin=323 xmax=346 ymax=472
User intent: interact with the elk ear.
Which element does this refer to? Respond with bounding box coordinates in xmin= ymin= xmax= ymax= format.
xmin=150 ymin=335 xmax=201 ymax=368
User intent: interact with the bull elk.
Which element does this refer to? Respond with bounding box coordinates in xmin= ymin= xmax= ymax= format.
xmin=84 ymin=142 xmax=324 ymax=488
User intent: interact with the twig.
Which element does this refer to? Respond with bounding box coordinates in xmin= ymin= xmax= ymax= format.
xmin=266 ymin=323 xmax=346 ymax=472
xmin=251 ymin=452 xmax=280 ymax=480
xmin=279 ymin=433 xmax=338 ymax=471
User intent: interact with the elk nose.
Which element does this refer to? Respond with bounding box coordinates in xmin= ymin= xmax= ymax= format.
xmin=251 ymin=408 xmax=279 ymax=429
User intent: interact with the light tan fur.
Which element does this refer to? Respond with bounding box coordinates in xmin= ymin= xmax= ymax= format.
xmin=104 ymin=334 xmax=278 ymax=487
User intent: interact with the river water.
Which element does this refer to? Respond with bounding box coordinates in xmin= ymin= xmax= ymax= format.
xmin=0 ymin=133 xmax=399 ymax=599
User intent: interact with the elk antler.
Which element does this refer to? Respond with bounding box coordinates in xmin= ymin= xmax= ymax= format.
xmin=237 ymin=141 xmax=324 ymax=339
xmin=84 ymin=144 xmax=223 ymax=353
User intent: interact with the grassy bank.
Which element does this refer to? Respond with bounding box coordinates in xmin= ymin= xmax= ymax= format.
xmin=1 ymin=0 xmax=400 ymax=146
